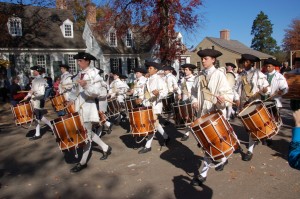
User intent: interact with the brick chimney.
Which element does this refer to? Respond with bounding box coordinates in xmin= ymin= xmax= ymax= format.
xmin=220 ymin=29 xmax=230 ymax=40
xmin=56 ymin=0 xmax=67 ymax=10
xmin=86 ymin=3 xmax=97 ymax=24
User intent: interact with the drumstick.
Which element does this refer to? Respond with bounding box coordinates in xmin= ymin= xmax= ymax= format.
xmin=202 ymin=90 xmax=235 ymax=105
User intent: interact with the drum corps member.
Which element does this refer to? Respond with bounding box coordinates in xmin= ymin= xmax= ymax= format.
xmin=178 ymin=64 xmax=196 ymax=141
xmin=68 ymin=52 xmax=112 ymax=173
xmin=23 ymin=66 xmax=53 ymax=140
xmin=190 ymin=49 xmax=234 ymax=186
xmin=131 ymin=68 xmax=147 ymax=99
xmin=225 ymin=62 xmax=239 ymax=121
xmin=235 ymin=54 xmax=270 ymax=161
xmin=137 ymin=62 xmax=170 ymax=154
xmin=58 ymin=64 xmax=73 ymax=116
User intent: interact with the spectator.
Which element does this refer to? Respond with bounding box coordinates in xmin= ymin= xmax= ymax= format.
xmin=280 ymin=61 xmax=292 ymax=74
xmin=10 ymin=76 xmax=26 ymax=106
xmin=288 ymin=109 xmax=300 ymax=170
xmin=53 ymin=76 xmax=61 ymax=96
xmin=44 ymin=76 xmax=53 ymax=99
xmin=0 ymin=73 xmax=10 ymax=102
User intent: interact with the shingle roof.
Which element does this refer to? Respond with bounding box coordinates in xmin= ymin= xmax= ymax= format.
xmin=0 ymin=2 xmax=85 ymax=49
xmin=89 ymin=23 xmax=154 ymax=54
xmin=206 ymin=37 xmax=274 ymax=58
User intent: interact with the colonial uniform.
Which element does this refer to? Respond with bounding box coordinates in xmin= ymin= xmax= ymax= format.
xmin=69 ymin=52 xmax=111 ymax=173
xmin=225 ymin=62 xmax=239 ymax=120
xmin=132 ymin=68 xmax=147 ymax=99
xmin=235 ymin=54 xmax=270 ymax=161
xmin=24 ymin=66 xmax=53 ymax=140
xmin=138 ymin=62 xmax=170 ymax=154
xmin=190 ymin=49 xmax=233 ymax=186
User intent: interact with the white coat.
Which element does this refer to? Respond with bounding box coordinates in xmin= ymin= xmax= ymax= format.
xmin=179 ymin=74 xmax=195 ymax=101
xmin=133 ymin=76 xmax=147 ymax=98
xmin=266 ymin=70 xmax=288 ymax=107
xmin=164 ymin=73 xmax=179 ymax=93
xmin=97 ymin=76 xmax=108 ymax=112
xmin=235 ymin=68 xmax=270 ymax=105
xmin=26 ymin=75 xmax=47 ymax=109
xmin=143 ymin=73 xmax=168 ymax=114
xmin=191 ymin=66 xmax=233 ymax=117
xmin=69 ymin=67 xmax=101 ymax=123
xmin=59 ymin=71 xmax=73 ymax=101
xmin=108 ymin=78 xmax=128 ymax=103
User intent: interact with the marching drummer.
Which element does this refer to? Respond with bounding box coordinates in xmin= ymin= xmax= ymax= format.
xmin=190 ymin=49 xmax=234 ymax=186
xmin=235 ymin=54 xmax=270 ymax=161
xmin=177 ymin=63 xmax=196 ymax=141
xmin=68 ymin=52 xmax=112 ymax=173
xmin=225 ymin=62 xmax=239 ymax=121
xmin=162 ymin=65 xmax=180 ymax=124
xmin=108 ymin=71 xmax=129 ymax=125
xmin=131 ymin=67 xmax=147 ymax=99
xmin=23 ymin=66 xmax=54 ymax=140
xmin=57 ymin=64 xmax=73 ymax=116
xmin=136 ymin=61 xmax=170 ymax=154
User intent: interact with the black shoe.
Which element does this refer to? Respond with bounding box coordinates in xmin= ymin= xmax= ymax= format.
xmin=70 ymin=163 xmax=87 ymax=173
xmin=190 ymin=175 xmax=206 ymax=186
xmin=242 ymin=151 xmax=253 ymax=161
xmin=138 ymin=147 xmax=151 ymax=154
xmin=164 ymin=137 xmax=171 ymax=146
xmin=215 ymin=160 xmax=228 ymax=171
xmin=164 ymin=121 xmax=171 ymax=125
xmin=29 ymin=135 xmax=41 ymax=140
xmin=100 ymin=146 xmax=112 ymax=160
xmin=107 ymin=125 xmax=112 ymax=135
xmin=181 ymin=135 xmax=189 ymax=141
xmin=266 ymin=139 xmax=273 ymax=146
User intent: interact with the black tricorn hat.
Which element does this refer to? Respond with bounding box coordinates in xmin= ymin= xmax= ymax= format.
xmin=241 ymin=54 xmax=260 ymax=62
xmin=181 ymin=64 xmax=196 ymax=70
xmin=225 ymin=62 xmax=237 ymax=68
xmin=30 ymin=65 xmax=45 ymax=73
xmin=197 ymin=49 xmax=222 ymax=58
xmin=98 ymin=68 xmax=104 ymax=73
xmin=263 ymin=58 xmax=280 ymax=66
xmin=73 ymin=52 xmax=97 ymax=60
xmin=145 ymin=61 xmax=161 ymax=70
xmin=133 ymin=68 xmax=147 ymax=74
xmin=59 ymin=64 xmax=70 ymax=70
xmin=162 ymin=66 xmax=174 ymax=71
xmin=111 ymin=70 xmax=122 ymax=77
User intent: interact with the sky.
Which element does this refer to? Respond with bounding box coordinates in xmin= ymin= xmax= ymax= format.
xmin=181 ymin=0 xmax=300 ymax=49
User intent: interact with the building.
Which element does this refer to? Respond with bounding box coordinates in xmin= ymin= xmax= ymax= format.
xmin=190 ymin=29 xmax=274 ymax=70
xmin=0 ymin=1 xmax=86 ymax=79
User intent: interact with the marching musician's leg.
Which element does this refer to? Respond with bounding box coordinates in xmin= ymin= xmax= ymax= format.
xmin=191 ymin=155 xmax=211 ymax=186
xmin=181 ymin=128 xmax=190 ymax=141
xmin=243 ymin=135 xmax=255 ymax=161
xmin=138 ymin=134 xmax=154 ymax=154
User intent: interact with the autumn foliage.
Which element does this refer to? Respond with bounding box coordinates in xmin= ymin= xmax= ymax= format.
xmin=283 ymin=18 xmax=300 ymax=51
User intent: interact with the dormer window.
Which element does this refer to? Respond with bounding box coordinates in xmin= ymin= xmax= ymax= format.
xmin=108 ymin=27 xmax=117 ymax=47
xmin=7 ymin=17 xmax=22 ymax=37
xmin=126 ymin=29 xmax=133 ymax=47
xmin=60 ymin=19 xmax=73 ymax=38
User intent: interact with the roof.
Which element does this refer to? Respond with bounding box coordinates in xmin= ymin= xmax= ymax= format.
xmin=88 ymin=23 xmax=155 ymax=55
xmin=0 ymin=2 xmax=85 ymax=49
xmin=206 ymin=37 xmax=274 ymax=59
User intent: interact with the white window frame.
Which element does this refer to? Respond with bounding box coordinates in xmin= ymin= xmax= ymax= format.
xmin=60 ymin=19 xmax=73 ymax=38
xmin=7 ymin=17 xmax=22 ymax=37
xmin=36 ymin=55 xmax=46 ymax=73
xmin=108 ymin=27 xmax=117 ymax=47
xmin=126 ymin=29 xmax=133 ymax=47
xmin=68 ymin=54 xmax=77 ymax=74
xmin=111 ymin=58 xmax=119 ymax=72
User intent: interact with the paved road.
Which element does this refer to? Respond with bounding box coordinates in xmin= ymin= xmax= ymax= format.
xmin=0 ymin=99 xmax=299 ymax=199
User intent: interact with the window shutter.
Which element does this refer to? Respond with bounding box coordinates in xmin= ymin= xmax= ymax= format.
xmin=119 ymin=58 xmax=122 ymax=74
xmin=135 ymin=58 xmax=139 ymax=68
xmin=46 ymin=55 xmax=51 ymax=75
xmin=32 ymin=55 xmax=37 ymax=66
xmin=127 ymin=58 xmax=131 ymax=74
xmin=110 ymin=58 xmax=113 ymax=72
xmin=63 ymin=54 xmax=68 ymax=65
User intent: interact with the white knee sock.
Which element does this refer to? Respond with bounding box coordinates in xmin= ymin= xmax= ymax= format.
xmin=41 ymin=116 xmax=53 ymax=130
xmin=35 ymin=123 xmax=40 ymax=136
xmin=248 ymin=135 xmax=255 ymax=153
xmin=156 ymin=124 xmax=168 ymax=139
xmin=145 ymin=133 xmax=155 ymax=148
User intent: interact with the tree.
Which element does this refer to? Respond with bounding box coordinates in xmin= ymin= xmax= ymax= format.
xmin=251 ymin=11 xmax=278 ymax=54
xmin=96 ymin=0 xmax=202 ymax=64
xmin=282 ymin=18 xmax=300 ymax=51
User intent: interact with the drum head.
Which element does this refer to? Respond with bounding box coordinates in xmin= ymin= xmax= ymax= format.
xmin=226 ymin=72 xmax=236 ymax=88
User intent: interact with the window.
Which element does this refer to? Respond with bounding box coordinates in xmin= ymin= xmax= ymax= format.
xmin=127 ymin=58 xmax=135 ymax=73
xmin=37 ymin=55 xmax=46 ymax=68
xmin=109 ymin=32 xmax=117 ymax=47
xmin=180 ymin=58 xmax=186 ymax=65
xmin=110 ymin=58 xmax=119 ymax=72
xmin=60 ymin=19 xmax=73 ymax=38
xmin=68 ymin=54 xmax=77 ymax=74
xmin=196 ymin=61 xmax=201 ymax=68
xmin=126 ymin=30 xmax=133 ymax=47
xmin=7 ymin=17 xmax=22 ymax=36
